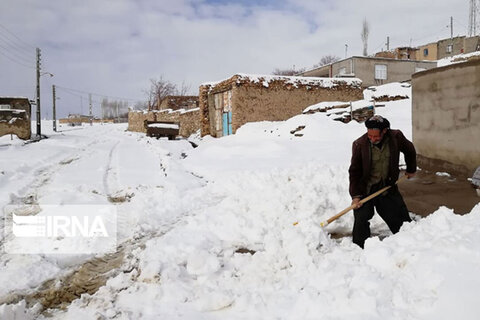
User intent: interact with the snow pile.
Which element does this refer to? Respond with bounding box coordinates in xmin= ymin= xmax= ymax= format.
xmin=1 ymin=83 xmax=480 ymax=319
xmin=303 ymin=82 xmax=411 ymax=121
xmin=56 ymin=205 xmax=480 ymax=320
xmin=363 ymin=82 xmax=411 ymax=101
xmin=437 ymin=51 xmax=480 ymax=67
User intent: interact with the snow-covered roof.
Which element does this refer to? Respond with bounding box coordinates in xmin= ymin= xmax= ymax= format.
xmin=201 ymin=73 xmax=362 ymax=89
xmin=131 ymin=107 xmax=200 ymax=115
xmin=0 ymin=96 xmax=30 ymax=99
xmin=437 ymin=51 xmax=480 ymax=67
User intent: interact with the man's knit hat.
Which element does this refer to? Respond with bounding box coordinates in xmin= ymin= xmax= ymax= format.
xmin=365 ymin=115 xmax=390 ymax=130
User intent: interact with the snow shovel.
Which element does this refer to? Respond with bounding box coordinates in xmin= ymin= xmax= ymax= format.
xmin=293 ymin=175 xmax=407 ymax=227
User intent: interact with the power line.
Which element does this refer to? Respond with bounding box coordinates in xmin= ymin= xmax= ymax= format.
xmin=55 ymin=87 xmax=138 ymax=113
xmin=0 ymin=22 xmax=36 ymax=51
xmin=0 ymin=42 xmax=35 ymax=65
xmin=55 ymin=85 xmax=143 ymax=102
xmin=0 ymin=23 xmax=36 ymax=70
xmin=0 ymin=32 xmax=35 ymax=59
xmin=0 ymin=49 xmax=36 ymax=69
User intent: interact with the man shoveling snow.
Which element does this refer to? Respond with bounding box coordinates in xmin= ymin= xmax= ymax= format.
xmin=349 ymin=115 xmax=416 ymax=248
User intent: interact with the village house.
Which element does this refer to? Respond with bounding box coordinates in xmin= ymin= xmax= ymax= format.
xmin=412 ymin=57 xmax=480 ymax=177
xmin=0 ymin=97 xmax=31 ymax=140
xmin=199 ymin=74 xmax=363 ymax=138
xmin=374 ymin=47 xmax=419 ymax=60
xmin=298 ymin=56 xmax=437 ymax=88
xmin=416 ymin=35 xmax=480 ymax=61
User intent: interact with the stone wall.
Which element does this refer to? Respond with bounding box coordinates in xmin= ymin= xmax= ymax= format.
xmin=199 ymin=85 xmax=211 ymax=139
xmin=199 ymin=74 xmax=363 ymax=137
xmin=412 ymin=59 xmax=480 ymax=176
xmin=0 ymin=97 xmax=31 ymax=140
xmin=128 ymin=108 xmax=200 ymax=138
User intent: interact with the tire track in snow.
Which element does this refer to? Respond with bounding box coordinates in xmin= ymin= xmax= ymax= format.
xmin=0 ymin=132 xmax=221 ymax=316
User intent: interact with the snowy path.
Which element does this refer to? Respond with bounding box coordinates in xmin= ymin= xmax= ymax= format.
xmin=1 ymin=88 xmax=480 ymax=320
xmin=0 ymin=123 xmax=209 ymax=313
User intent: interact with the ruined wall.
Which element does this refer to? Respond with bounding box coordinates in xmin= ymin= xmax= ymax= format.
xmin=157 ymin=96 xmax=199 ymax=111
xmin=0 ymin=97 xmax=31 ymax=140
xmin=127 ymin=108 xmax=200 ymax=137
xmin=412 ymin=59 xmax=480 ymax=176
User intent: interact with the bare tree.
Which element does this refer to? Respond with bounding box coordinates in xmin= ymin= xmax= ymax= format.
xmin=313 ymin=55 xmax=341 ymax=68
xmin=178 ymin=81 xmax=191 ymax=96
xmin=271 ymin=67 xmax=306 ymax=76
xmin=144 ymin=77 xmax=193 ymax=110
xmin=133 ymin=100 xmax=148 ymax=110
xmin=361 ymin=18 xmax=369 ymax=56
xmin=145 ymin=77 xmax=177 ymax=110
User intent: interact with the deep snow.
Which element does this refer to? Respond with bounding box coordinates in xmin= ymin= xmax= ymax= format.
xmin=0 ymin=82 xmax=479 ymax=319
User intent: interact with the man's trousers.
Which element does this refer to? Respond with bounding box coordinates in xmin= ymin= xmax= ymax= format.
xmin=352 ymin=186 xmax=411 ymax=248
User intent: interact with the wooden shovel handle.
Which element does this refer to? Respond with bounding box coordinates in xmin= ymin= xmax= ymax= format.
xmin=319 ymin=175 xmax=408 ymax=227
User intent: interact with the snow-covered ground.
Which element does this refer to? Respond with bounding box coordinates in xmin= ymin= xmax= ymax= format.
xmin=1 ymin=83 xmax=479 ymax=319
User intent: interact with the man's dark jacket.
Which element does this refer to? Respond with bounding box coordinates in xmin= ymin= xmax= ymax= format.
xmin=349 ymin=129 xmax=416 ymax=198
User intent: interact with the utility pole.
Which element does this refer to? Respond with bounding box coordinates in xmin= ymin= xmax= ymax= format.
xmin=52 ymin=85 xmax=57 ymax=132
xmin=386 ymin=36 xmax=390 ymax=51
xmin=468 ymin=0 xmax=477 ymax=36
xmin=450 ymin=16 xmax=454 ymax=39
xmin=345 ymin=44 xmax=348 ymax=58
xmin=35 ymin=47 xmax=41 ymax=137
xmin=89 ymin=93 xmax=93 ymax=126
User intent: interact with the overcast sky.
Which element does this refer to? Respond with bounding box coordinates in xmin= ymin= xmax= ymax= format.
xmin=0 ymin=0 xmax=476 ymax=118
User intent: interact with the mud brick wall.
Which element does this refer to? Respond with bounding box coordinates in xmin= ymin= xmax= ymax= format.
xmin=199 ymin=75 xmax=363 ymax=137
xmin=231 ymin=82 xmax=363 ymax=134
xmin=128 ymin=108 xmax=200 ymax=137
xmin=127 ymin=111 xmax=157 ymax=133
xmin=178 ymin=109 xmax=201 ymax=137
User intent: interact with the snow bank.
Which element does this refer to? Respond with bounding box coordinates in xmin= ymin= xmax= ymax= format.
xmin=1 ymin=84 xmax=479 ymax=319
